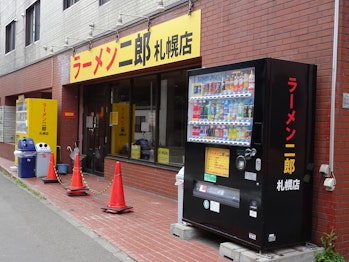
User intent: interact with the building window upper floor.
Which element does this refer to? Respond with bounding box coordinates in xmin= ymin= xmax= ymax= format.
xmin=25 ymin=1 xmax=41 ymax=46
xmin=5 ymin=21 xmax=16 ymax=53
xmin=64 ymin=0 xmax=79 ymax=10
xmin=99 ymin=0 xmax=110 ymax=6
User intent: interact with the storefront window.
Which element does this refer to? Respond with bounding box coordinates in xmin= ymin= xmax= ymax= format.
xmin=108 ymin=69 xmax=188 ymax=166
xmin=131 ymin=75 xmax=157 ymax=161
xmin=110 ymin=79 xmax=131 ymax=157
xmin=158 ymin=71 xmax=186 ymax=165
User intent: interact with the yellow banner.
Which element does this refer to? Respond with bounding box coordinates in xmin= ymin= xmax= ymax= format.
xmin=70 ymin=10 xmax=201 ymax=83
xmin=131 ymin=145 xmax=141 ymax=159
xmin=158 ymin=147 xmax=170 ymax=164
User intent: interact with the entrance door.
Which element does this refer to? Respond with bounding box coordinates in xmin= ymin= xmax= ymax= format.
xmin=83 ymin=85 xmax=109 ymax=176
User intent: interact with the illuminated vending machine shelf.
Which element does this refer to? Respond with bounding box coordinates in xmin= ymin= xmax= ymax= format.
xmin=183 ymin=58 xmax=317 ymax=251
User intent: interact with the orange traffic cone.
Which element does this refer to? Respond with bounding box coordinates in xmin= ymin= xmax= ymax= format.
xmin=42 ymin=153 xmax=59 ymax=184
xmin=102 ymin=161 xmax=132 ymax=214
xmin=66 ymin=153 xmax=88 ymax=196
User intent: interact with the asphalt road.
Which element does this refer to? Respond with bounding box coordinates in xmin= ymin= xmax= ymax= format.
xmin=0 ymin=173 xmax=134 ymax=262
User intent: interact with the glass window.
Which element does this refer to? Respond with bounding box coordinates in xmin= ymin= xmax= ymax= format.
xmin=108 ymin=69 xmax=189 ymax=166
xmin=158 ymin=70 xmax=186 ymax=165
xmin=99 ymin=0 xmax=110 ymax=5
xmin=26 ymin=1 xmax=40 ymax=46
xmin=5 ymin=21 xmax=16 ymax=53
xmin=131 ymin=75 xmax=157 ymax=161
xmin=110 ymin=79 xmax=131 ymax=157
xmin=63 ymin=0 xmax=79 ymax=10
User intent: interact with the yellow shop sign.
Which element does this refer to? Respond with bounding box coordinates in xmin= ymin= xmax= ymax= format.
xmin=70 ymin=10 xmax=201 ymax=83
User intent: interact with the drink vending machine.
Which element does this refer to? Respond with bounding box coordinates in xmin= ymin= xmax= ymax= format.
xmin=183 ymin=58 xmax=316 ymax=251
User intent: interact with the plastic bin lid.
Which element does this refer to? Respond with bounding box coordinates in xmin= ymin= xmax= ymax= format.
xmin=35 ymin=142 xmax=51 ymax=152
xmin=17 ymin=138 xmax=36 ymax=151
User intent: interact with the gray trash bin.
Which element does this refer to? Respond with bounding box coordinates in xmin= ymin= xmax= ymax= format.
xmin=14 ymin=138 xmax=36 ymax=178
xmin=175 ymin=167 xmax=184 ymax=224
xmin=35 ymin=142 xmax=51 ymax=178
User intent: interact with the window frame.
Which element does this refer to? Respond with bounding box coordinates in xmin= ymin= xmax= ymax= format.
xmin=63 ymin=0 xmax=79 ymax=10
xmin=25 ymin=0 xmax=40 ymax=46
xmin=109 ymin=69 xmax=188 ymax=166
xmin=5 ymin=21 xmax=16 ymax=53
xmin=99 ymin=0 xmax=110 ymax=6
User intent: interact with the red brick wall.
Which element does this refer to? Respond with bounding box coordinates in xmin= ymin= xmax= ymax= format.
xmin=331 ymin=0 xmax=349 ymax=254
xmin=0 ymin=58 xmax=53 ymax=99
xmin=104 ymin=158 xmax=178 ymax=200
xmin=0 ymin=58 xmax=56 ymax=161
xmin=53 ymin=51 xmax=80 ymax=167
xmin=0 ymin=143 xmax=14 ymax=161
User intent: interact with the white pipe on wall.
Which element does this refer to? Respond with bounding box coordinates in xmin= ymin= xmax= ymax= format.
xmin=329 ymin=0 xmax=339 ymax=173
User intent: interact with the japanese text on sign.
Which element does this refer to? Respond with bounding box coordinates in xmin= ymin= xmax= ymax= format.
xmin=276 ymin=179 xmax=300 ymax=192
xmin=205 ymin=147 xmax=230 ymax=177
xmin=70 ymin=10 xmax=201 ymax=83
xmin=283 ymin=77 xmax=297 ymax=175
xmin=277 ymin=77 xmax=300 ymax=192
xmin=40 ymin=102 xmax=48 ymax=135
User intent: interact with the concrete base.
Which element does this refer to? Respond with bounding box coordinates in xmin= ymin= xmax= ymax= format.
xmin=170 ymin=223 xmax=322 ymax=261
xmin=170 ymin=223 xmax=200 ymax=240
xmin=219 ymin=242 xmax=322 ymax=262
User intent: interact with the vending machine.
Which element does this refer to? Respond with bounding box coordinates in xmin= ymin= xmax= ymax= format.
xmin=16 ymin=98 xmax=58 ymax=164
xmin=183 ymin=58 xmax=316 ymax=251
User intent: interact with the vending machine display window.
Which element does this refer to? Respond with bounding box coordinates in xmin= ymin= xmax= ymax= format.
xmin=187 ymin=67 xmax=255 ymax=147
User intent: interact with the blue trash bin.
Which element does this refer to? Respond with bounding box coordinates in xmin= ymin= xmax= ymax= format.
xmin=15 ymin=138 xmax=36 ymax=178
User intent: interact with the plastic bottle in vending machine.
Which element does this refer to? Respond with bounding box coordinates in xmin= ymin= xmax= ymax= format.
xmin=236 ymin=126 xmax=243 ymax=141
xmin=207 ymin=101 xmax=213 ymax=121
xmin=243 ymin=72 xmax=249 ymax=91
xmin=248 ymin=68 xmax=255 ymax=94
xmin=192 ymin=100 xmax=201 ymax=121
xmin=238 ymin=73 xmax=244 ymax=92
xmin=199 ymin=126 xmax=206 ymax=138
xmin=221 ymin=77 xmax=226 ymax=94
xmin=248 ymin=99 xmax=254 ymax=120
xmin=233 ymin=73 xmax=239 ymax=93
xmin=207 ymin=125 xmax=214 ymax=138
xmin=228 ymin=99 xmax=234 ymax=121
xmin=223 ymin=100 xmax=229 ymax=121
xmin=237 ymin=101 xmax=244 ymax=120
xmin=200 ymin=100 xmax=208 ymax=120
xmin=225 ymin=74 xmax=231 ymax=93
xmin=212 ymin=101 xmax=217 ymax=120
xmin=214 ymin=102 xmax=219 ymax=120
xmin=219 ymin=101 xmax=224 ymax=120
xmin=223 ymin=125 xmax=228 ymax=140
xmin=192 ymin=126 xmax=200 ymax=137
xmin=243 ymin=103 xmax=249 ymax=120
xmin=233 ymin=99 xmax=239 ymax=121
xmin=229 ymin=127 xmax=237 ymax=140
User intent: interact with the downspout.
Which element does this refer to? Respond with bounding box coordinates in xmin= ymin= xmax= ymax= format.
xmin=329 ymin=0 xmax=339 ymax=173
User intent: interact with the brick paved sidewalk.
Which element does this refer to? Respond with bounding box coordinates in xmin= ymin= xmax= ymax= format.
xmin=0 ymin=157 xmax=228 ymax=262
